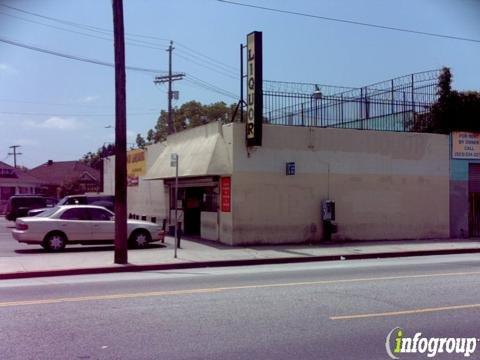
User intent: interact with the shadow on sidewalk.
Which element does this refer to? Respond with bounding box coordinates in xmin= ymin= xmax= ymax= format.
xmin=15 ymin=243 xmax=167 ymax=254
xmin=163 ymin=235 xmax=480 ymax=253
xmin=174 ymin=236 xmax=233 ymax=250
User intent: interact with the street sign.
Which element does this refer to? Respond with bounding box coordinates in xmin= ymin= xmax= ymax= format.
xmin=170 ymin=153 xmax=178 ymax=167
xmin=170 ymin=153 xmax=179 ymax=259
xmin=286 ymin=162 xmax=295 ymax=176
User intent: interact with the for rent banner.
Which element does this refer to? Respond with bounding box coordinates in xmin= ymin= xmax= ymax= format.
xmin=452 ymin=132 xmax=480 ymax=159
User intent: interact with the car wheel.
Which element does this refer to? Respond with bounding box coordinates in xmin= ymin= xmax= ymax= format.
xmin=129 ymin=229 xmax=151 ymax=248
xmin=43 ymin=232 xmax=67 ymax=251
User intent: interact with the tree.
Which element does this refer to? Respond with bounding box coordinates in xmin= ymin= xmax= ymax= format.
xmin=412 ymin=67 xmax=480 ymax=134
xmin=153 ymin=110 xmax=170 ymax=142
xmin=81 ymin=143 xmax=115 ymax=170
xmin=178 ymin=100 xmax=205 ymax=127
xmin=205 ymin=101 xmax=230 ymax=122
xmin=58 ymin=178 xmax=84 ymax=198
xmin=145 ymin=101 xmax=238 ymax=144
xmin=136 ymin=133 xmax=146 ymax=149
xmin=146 ymin=129 xmax=156 ymax=143
xmin=429 ymin=67 xmax=455 ymax=133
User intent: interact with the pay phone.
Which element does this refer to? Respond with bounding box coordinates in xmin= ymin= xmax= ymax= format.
xmin=322 ymin=200 xmax=335 ymax=221
xmin=322 ymin=200 xmax=336 ymax=241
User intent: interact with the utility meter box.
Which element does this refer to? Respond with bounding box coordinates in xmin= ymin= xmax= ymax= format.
xmin=322 ymin=200 xmax=335 ymax=221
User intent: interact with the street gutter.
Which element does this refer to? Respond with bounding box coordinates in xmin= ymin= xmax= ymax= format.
xmin=2 ymin=247 xmax=480 ymax=280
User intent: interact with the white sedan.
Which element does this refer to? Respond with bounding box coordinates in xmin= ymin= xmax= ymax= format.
xmin=12 ymin=205 xmax=165 ymax=251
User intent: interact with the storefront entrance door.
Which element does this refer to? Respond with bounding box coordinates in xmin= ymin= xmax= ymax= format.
xmin=468 ymin=164 xmax=480 ymax=237
xmin=184 ymin=187 xmax=203 ymax=236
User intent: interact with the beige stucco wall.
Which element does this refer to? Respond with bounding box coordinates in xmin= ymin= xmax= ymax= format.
xmin=219 ymin=124 xmax=234 ymax=245
xmin=103 ymin=142 xmax=168 ymax=222
xmin=229 ymin=123 xmax=449 ymax=244
xmin=103 ymin=122 xmax=450 ymax=245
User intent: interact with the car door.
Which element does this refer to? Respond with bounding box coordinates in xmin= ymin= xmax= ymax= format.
xmin=88 ymin=208 xmax=115 ymax=241
xmin=58 ymin=208 xmax=92 ymax=241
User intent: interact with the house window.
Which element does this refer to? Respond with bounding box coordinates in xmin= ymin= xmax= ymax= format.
xmin=202 ymin=187 xmax=218 ymax=212
xmin=84 ymin=182 xmax=98 ymax=193
xmin=0 ymin=168 xmax=16 ymax=178
xmin=0 ymin=186 xmax=15 ymax=200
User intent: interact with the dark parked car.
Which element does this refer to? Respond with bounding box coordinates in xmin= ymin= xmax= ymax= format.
xmin=27 ymin=194 xmax=114 ymax=216
xmin=5 ymin=195 xmax=57 ymax=221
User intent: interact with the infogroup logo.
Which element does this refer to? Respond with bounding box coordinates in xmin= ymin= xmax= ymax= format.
xmin=385 ymin=327 xmax=478 ymax=359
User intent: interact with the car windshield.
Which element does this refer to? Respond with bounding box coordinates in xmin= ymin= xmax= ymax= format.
xmin=35 ymin=207 xmax=59 ymax=217
xmin=56 ymin=197 xmax=69 ymax=206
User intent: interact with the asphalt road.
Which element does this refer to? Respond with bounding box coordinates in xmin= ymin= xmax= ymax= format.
xmin=0 ymin=254 xmax=480 ymax=359
xmin=0 ymin=216 xmax=23 ymax=256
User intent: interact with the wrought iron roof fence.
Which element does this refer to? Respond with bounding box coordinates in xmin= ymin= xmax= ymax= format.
xmin=261 ymin=69 xmax=440 ymax=132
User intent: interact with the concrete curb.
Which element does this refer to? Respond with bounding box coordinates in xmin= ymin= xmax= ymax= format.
xmin=1 ymin=247 xmax=480 ymax=280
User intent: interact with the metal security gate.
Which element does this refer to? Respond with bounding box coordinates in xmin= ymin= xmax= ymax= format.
xmin=468 ymin=164 xmax=480 ymax=237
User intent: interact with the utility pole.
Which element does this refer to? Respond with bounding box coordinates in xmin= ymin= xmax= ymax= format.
xmin=112 ymin=0 xmax=128 ymax=265
xmin=153 ymin=41 xmax=184 ymax=135
xmin=8 ymin=145 xmax=22 ymax=168
xmin=168 ymin=41 xmax=173 ymax=135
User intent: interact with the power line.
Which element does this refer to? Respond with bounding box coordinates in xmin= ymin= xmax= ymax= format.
xmin=0 ymin=35 xmax=239 ymax=101
xmin=0 ymin=98 xmax=158 ymax=112
xmin=0 ymin=3 xmax=116 ymax=35
xmin=0 ymin=10 xmax=169 ymax=52
xmin=217 ymin=0 xmax=480 ymax=44
xmin=0 ymin=11 xmax=114 ymax=42
xmin=0 ymin=98 xmax=109 ymax=108
xmin=186 ymin=76 xmax=237 ymax=97
xmin=175 ymin=51 xmax=239 ymax=80
xmin=185 ymin=75 xmax=239 ymax=99
xmin=0 ymin=9 xmax=239 ymax=79
xmin=0 ymin=36 xmax=169 ymax=74
xmin=0 ymin=8 xmax=240 ymax=79
xmin=175 ymin=48 xmax=238 ymax=76
xmin=0 ymin=111 xmax=158 ymax=117
xmin=1 ymin=154 xmax=11 ymax=162
xmin=175 ymin=42 xmax=239 ymax=72
xmin=0 ymin=3 xmax=240 ymax=73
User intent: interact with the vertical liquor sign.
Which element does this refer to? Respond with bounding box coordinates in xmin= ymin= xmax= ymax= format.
xmin=221 ymin=177 xmax=231 ymax=212
xmin=246 ymin=31 xmax=263 ymax=147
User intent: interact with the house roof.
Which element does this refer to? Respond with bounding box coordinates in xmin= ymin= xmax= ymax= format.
xmin=0 ymin=161 xmax=46 ymax=185
xmin=28 ymin=160 xmax=100 ymax=186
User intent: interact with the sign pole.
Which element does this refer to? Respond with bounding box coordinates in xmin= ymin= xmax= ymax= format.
xmin=171 ymin=153 xmax=179 ymax=258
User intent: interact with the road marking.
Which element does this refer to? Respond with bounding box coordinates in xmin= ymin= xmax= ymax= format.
xmin=0 ymin=288 xmax=222 ymax=307
xmin=2 ymin=270 xmax=480 ymax=308
xmin=331 ymin=303 xmax=480 ymax=320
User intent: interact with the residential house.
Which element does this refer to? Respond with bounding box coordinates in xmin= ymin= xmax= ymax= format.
xmin=0 ymin=161 xmax=45 ymax=213
xmin=29 ymin=160 xmax=101 ymax=198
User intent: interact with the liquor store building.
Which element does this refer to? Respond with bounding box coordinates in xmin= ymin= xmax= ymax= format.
xmin=104 ymin=120 xmax=451 ymax=245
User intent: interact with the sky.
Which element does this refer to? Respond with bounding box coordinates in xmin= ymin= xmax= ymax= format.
xmin=0 ymin=0 xmax=479 ymax=168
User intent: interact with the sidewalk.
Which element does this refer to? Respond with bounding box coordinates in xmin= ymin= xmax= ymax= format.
xmin=2 ymin=235 xmax=480 ymax=279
